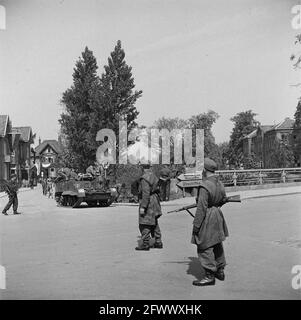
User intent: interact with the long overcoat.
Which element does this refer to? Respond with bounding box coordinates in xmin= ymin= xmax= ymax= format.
xmin=138 ymin=171 xmax=162 ymax=226
xmin=191 ymin=176 xmax=229 ymax=250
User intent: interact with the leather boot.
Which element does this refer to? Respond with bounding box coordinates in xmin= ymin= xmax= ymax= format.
xmin=192 ymin=271 xmax=215 ymax=286
xmin=214 ymin=268 xmax=225 ymax=281
xmin=135 ymin=245 xmax=150 ymax=251
xmin=153 ymin=242 xmax=163 ymax=249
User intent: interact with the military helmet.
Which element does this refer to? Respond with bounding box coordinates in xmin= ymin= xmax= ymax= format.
xmin=204 ymin=158 xmax=218 ymax=173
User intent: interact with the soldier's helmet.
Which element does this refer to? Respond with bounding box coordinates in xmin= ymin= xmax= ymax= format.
xmin=204 ymin=158 xmax=218 ymax=173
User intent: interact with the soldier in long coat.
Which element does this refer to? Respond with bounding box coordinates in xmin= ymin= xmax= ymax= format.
xmin=191 ymin=158 xmax=229 ymax=286
xmin=136 ymin=164 xmax=163 ymax=251
xmin=2 ymin=174 xmax=21 ymax=215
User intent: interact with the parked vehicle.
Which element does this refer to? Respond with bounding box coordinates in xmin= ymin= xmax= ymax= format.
xmin=54 ymin=174 xmax=119 ymax=208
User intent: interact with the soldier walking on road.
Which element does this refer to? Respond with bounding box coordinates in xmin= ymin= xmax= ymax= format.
xmin=191 ymin=158 xmax=229 ymax=286
xmin=136 ymin=164 xmax=163 ymax=251
xmin=2 ymin=174 xmax=21 ymax=215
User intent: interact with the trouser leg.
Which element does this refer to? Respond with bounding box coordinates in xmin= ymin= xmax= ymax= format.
xmin=213 ymin=242 xmax=226 ymax=269
xmin=150 ymin=220 xmax=162 ymax=244
xmin=139 ymin=224 xmax=151 ymax=247
xmin=197 ymin=246 xmax=217 ymax=273
xmin=3 ymin=196 xmax=14 ymax=213
xmin=13 ymin=195 xmax=18 ymax=213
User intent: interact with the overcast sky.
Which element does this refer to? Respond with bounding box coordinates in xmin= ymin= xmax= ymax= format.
xmin=0 ymin=0 xmax=300 ymax=144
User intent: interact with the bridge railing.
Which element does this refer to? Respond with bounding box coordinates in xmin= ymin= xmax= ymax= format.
xmin=216 ymin=168 xmax=301 ymax=187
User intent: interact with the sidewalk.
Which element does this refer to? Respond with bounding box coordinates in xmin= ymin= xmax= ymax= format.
xmin=159 ymin=183 xmax=301 ymax=207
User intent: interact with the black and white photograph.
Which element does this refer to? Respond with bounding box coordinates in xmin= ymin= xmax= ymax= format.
xmin=0 ymin=0 xmax=300 ymax=308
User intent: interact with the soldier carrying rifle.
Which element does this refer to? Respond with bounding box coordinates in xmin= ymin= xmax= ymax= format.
xmin=168 ymin=158 xmax=241 ymax=286
xmin=190 ymin=158 xmax=231 ymax=286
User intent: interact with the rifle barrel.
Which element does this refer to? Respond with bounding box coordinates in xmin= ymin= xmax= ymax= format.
xmin=167 ymin=194 xmax=241 ymax=214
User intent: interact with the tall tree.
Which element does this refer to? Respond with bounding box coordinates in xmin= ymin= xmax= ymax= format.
xmin=290 ymin=35 xmax=301 ymax=166
xmin=153 ymin=117 xmax=188 ymax=132
xmin=268 ymin=136 xmax=295 ymax=168
xmin=292 ymin=99 xmax=301 ymax=166
xmin=216 ymin=141 xmax=230 ymax=169
xmin=59 ymin=47 xmax=102 ymax=171
xmin=98 ymin=41 xmax=142 ymax=183
xmin=188 ymin=110 xmax=220 ymax=162
xmin=100 ymin=40 xmax=142 ymax=152
xmin=228 ymin=110 xmax=260 ymax=167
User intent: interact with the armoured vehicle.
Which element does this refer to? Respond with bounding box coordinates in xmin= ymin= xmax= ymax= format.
xmin=54 ymin=174 xmax=119 ymax=208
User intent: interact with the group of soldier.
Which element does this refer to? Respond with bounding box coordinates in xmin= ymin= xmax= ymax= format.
xmin=136 ymin=158 xmax=228 ymax=286
xmin=1 ymin=157 xmax=229 ymax=287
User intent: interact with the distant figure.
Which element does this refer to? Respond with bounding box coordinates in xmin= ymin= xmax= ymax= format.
xmin=159 ymin=165 xmax=171 ymax=201
xmin=46 ymin=178 xmax=54 ymax=198
xmin=2 ymin=174 xmax=21 ymax=215
xmin=41 ymin=178 xmax=47 ymax=195
xmin=29 ymin=171 xmax=35 ymax=189
xmin=136 ymin=164 xmax=163 ymax=251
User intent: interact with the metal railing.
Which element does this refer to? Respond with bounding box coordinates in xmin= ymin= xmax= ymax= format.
xmin=216 ymin=168 xmax=301 ymax=187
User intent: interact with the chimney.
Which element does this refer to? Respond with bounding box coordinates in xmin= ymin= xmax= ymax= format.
xmin=39 ymin=136 xmax=41 ymax=145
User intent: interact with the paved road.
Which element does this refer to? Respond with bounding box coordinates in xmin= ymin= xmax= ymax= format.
xmin=0 ymin=186 xmax=300 ymax=300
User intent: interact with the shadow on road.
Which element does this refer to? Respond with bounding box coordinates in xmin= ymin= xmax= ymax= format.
xmin=163 ymin=257 xmax=205 ymax=280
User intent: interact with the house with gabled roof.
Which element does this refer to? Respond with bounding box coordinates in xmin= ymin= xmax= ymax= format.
xmin=35 ymin=139 xmax=63 ymax=178
xmin=242 ymin=118 xmax=295 ymax=168
xmin=11 ymin=126 xmax=35 ymax=182
xmin=242 ymin=125 xmax=274 ymax=168
xmin=263 ymin=117 xmax=295 ymax=168
xmin=0 ymin=115 xmax=36 ymax=184
xmin=0 ymin=115 xmax=12 ymax=180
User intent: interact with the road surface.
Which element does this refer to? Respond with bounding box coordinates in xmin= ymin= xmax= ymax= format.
xmin=0 ymin=186 xmax=300 ymax=299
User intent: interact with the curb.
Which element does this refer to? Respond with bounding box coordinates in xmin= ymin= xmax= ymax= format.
xmin=115 ymin=190 xmax=301 ymax=208
xmin=1 ymin=188 xmax=300 ymax=204
xmin=240 ymin=191 xmax=301 ymax=201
